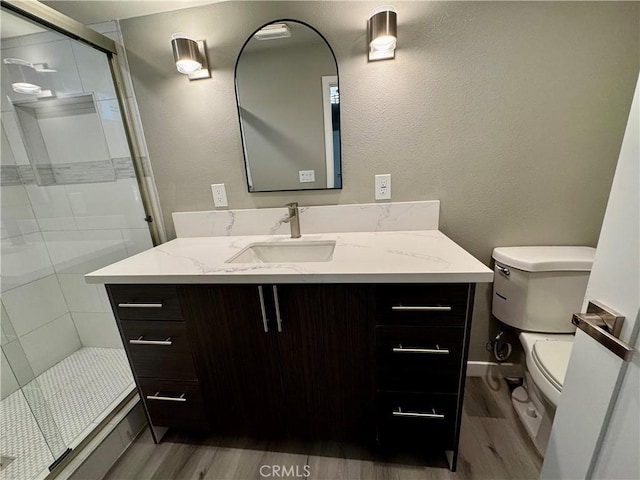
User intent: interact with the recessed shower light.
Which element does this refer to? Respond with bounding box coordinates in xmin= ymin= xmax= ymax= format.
xmin=11 ymin=82 xmax=42 ymax=94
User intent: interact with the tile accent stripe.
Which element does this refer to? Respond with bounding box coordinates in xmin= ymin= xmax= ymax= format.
xmin=0 ymin=166 xmax=22 ymax=186
xmin=0 ymin=158 xmax=135 ymax=186
xmin=17 ymin=165 xmax=36 ymax=184
xmin=113 ymin=157 xmax=136 ymax=179
xmin=35 ymin=165 xmax=55 ymax=186
xmin=52 ymin=160 xmax=116 ymax=184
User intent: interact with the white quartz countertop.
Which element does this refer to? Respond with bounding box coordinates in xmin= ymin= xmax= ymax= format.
xmin=85 ymin=231 xmax=494 ymax=284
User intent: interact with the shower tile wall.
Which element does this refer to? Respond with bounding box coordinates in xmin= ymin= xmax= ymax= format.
xmin=1 ymin=21 xmax=153 ymax=402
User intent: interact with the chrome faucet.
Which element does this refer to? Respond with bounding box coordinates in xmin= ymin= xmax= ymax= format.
xmin=283 ymin=202 xmax=301 ymax=238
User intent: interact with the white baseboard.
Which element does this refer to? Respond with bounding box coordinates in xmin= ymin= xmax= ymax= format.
xmin=466 ymin=361 xmax=523 ymax=378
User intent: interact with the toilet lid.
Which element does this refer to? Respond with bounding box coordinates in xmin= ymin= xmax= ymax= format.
xmin=532 ymin=340 xmax=573 ymax=392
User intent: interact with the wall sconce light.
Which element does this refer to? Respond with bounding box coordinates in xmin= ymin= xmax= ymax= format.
xmin=171 ymin=33 xmax=211 ymax=80
xmin=367 ymin=6 xmax=397 ymax=61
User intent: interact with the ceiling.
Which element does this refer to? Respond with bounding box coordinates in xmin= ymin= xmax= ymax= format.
xmin=40 ymin=0 xmax=228 ymax=25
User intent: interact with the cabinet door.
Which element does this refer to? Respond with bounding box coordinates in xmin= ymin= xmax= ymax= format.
xmin=274 ymin=284 xmax=375 ymax=441
xmin=177 ymin=285 xmax=285 ymax=436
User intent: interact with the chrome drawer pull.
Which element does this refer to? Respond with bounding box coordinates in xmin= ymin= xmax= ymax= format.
xmin=258 ymin=286 xmax=269 ymax=332
xmin=273 ymin=285 xmax=283 ymax=333
xmin=146 ymin=392 xmax=186 ymax=402
xmin=118 ymin=302 xmax=163 ymax=308
xmin=129 ymin=336 xmax=172 ymax=346
xmin=391 ymin=305 xmax=452 ymax=312
xmin=392 ymin=344 xmax=449 ymax=355
xmin=393 ymin=407 xmax=444 ymax=419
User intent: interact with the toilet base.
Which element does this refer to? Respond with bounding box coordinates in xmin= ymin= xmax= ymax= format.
xmin=510 ymin=373 xmax=555 ymax=457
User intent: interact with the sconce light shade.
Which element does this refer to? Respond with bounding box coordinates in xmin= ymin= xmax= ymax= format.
xmin=367 ymin=6 xmax=397 ymax=61
xmin=171 ymin=33 xmax=211 ymax=80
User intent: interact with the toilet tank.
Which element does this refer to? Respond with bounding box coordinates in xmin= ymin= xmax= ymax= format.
xmin=492 ymin=246 xmax=596 ymax=333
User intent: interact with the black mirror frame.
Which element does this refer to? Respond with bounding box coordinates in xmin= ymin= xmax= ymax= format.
xmin=233 ymin=19 xmax=342 ymax=193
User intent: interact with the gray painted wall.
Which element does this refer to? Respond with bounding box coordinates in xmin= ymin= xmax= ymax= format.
xmin=121 ymin=1 xmax=639 ymax=362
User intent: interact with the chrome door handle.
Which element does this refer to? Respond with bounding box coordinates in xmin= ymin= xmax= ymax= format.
xmin=258 ymin=286 xmax=268 ymax=332
xmin=496 ymin=264 xmax=510 ymax=276
xmin=129 ymin=336 xmax=172 ymax=346
xmin=392 ymin=408 xmax=444 ymax=419
xmin=146 ymin=392 xmax=186 ymax=402
xmin=118 ymin=302 xmax=163 ymax=308
xmin=572 ymin=301 xmax=632 ymax=361
xmin=273 ymin=285 xmax=283 ymax=332
xmin=392 ymin=305 xmax=451 ymax=312
xmin=392 ymin=344 xmax=449 ymax=354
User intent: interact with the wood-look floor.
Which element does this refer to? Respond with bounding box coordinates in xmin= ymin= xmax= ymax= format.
xmin=104 ymin=377 xmax=542 ymax=480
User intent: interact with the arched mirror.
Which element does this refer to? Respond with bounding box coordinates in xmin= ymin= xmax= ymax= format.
xmin=235 ymin=20 xmax=341 ymax=192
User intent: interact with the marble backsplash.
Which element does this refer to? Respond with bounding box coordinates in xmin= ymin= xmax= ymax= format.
xmin=172 ymin=201 xmax=439 ymax=238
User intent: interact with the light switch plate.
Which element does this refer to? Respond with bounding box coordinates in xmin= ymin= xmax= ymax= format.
xmin=375 ymin=174 xmax=391 ymax=200
xmin=299 ymin=170 xmax=315 ymax=183
xmin=211 ymin=184 xmax=228 ymax=207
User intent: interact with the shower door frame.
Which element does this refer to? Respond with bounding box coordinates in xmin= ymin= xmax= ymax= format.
xmin=1 ymin=0 xmax=162 ymax=246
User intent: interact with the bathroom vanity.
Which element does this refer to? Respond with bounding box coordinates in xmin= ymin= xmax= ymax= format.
xmin=87 ymin=226 xmax=493 ymax=471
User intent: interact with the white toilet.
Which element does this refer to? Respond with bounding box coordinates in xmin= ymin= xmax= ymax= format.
xmin=491 ymin=246 xmax=596 ymax=456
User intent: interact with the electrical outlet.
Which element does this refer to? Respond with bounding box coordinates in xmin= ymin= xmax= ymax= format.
xmin=211 ymin=183 xmax=228 ymax=207
xmin=299 ymin=170 xmax=315 ymax=183
xmin=375 ymin=174 xmax=391 ymax=200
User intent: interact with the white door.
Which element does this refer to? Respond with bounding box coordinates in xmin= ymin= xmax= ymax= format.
xmin=540 ymin=75 xmax=639 ymax=479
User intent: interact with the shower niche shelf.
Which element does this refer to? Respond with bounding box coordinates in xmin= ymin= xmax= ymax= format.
xmin=11 ymin=94 xmax=116 ymax=186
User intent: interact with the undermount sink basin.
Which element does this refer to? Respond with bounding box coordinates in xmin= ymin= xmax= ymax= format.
xmin=226 ymin=241 xmax=336 ymax=264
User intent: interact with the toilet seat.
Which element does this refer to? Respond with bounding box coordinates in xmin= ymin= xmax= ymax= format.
xmin=519 ymin=332 xmax=574 ymax=408
xmin=532 ymin=340 xmax=573 ymax=392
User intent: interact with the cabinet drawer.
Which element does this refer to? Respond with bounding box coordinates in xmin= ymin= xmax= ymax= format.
xmin=376 ymin=284 xmax=469 ymax=326
xmin=139 ymin=379 xmax=208 ymax=429
xmin=108 ymin=285 xmax=182 ymax=321
xmin=376 ymin=326 xmax=464 ymax=394
xmin=376 ymin=391 xmax=457 ymax=449
xmin=120 ymin=321 xmax=197 ymax=380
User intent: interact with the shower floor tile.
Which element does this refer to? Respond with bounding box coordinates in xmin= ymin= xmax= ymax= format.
xmin=0 ymin=347 xmax=133 ymax=480
xmin=0 ymin=392 xmax=53 ymax=480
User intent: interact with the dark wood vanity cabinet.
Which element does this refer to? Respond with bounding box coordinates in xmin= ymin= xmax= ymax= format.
xmin=106 ymin=282 xmax=474 ymax=471
xmin=373 ymin=284 xmax=475 ymax=469
xmin=177 ymin=284 xmax=376 ymax=441
xmin=275 ymin=285 xmax=376 ymax=441
xmin=107 ymin=285 xmax=208 ymax=431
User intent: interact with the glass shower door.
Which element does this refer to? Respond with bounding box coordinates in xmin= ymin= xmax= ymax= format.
xmin=1 ymin=7 xmax=154 ymax=479
xmin=1 ymin=317 xmax=67 ymax=478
